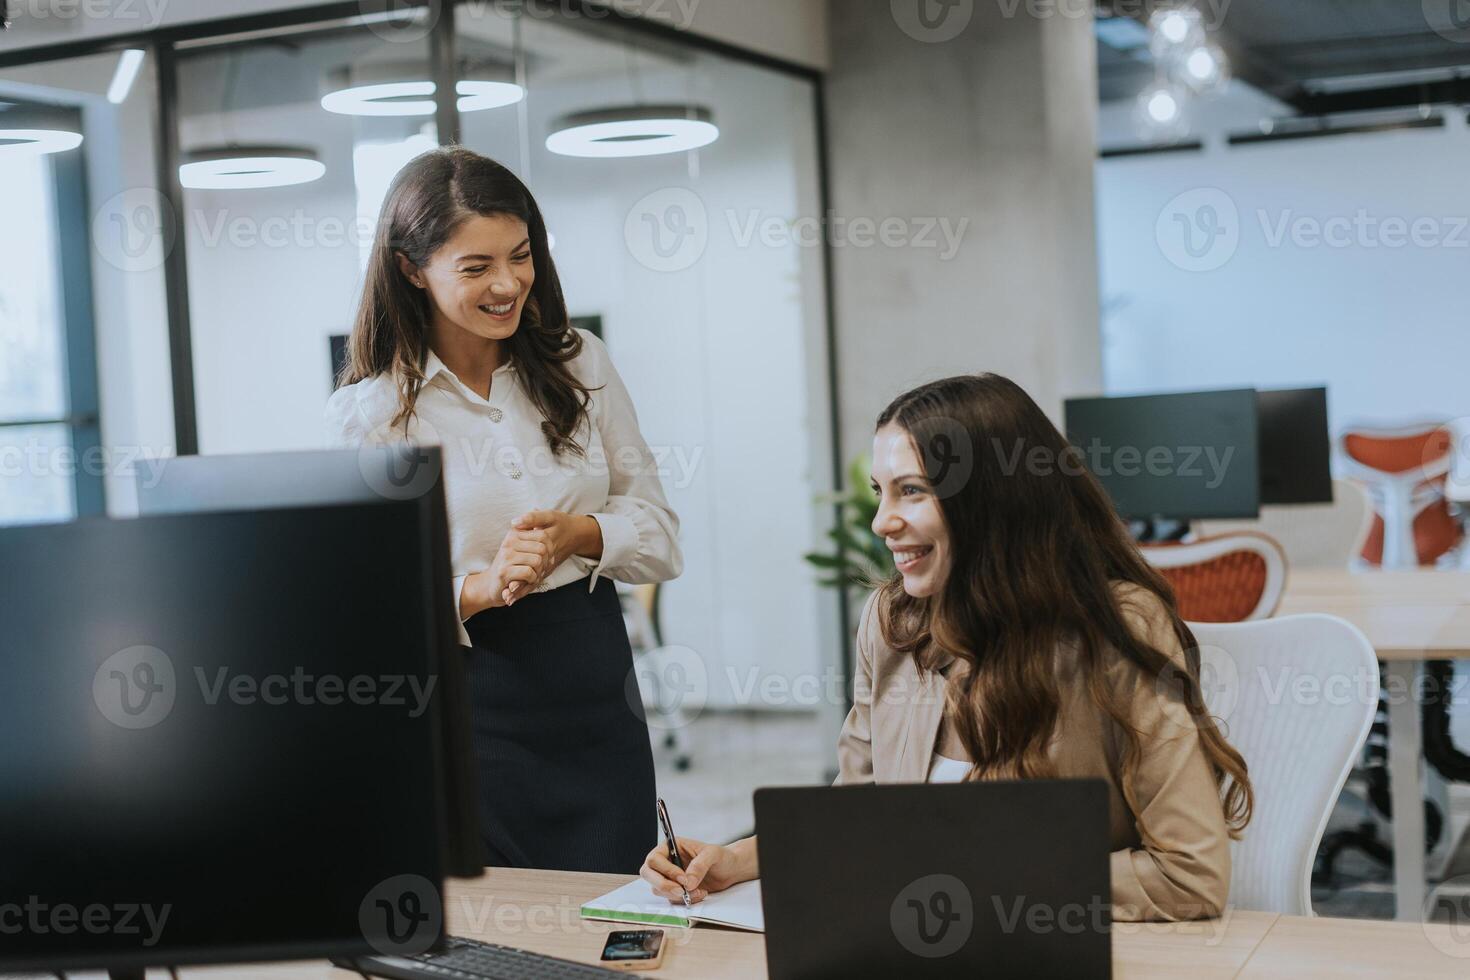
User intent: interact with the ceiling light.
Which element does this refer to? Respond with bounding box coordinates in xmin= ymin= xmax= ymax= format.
xmin=320 ymin=79 xmax=523 ymax=117
xmin=1146 ymin=88 xmax=1180 ymax=123
xmin=107 ymin=49 xmax=146 ymax=105
xmin=1134 ymin=83 xmax=1189 ymax=141
xmin=1180 ymin=44 xmax=1229 ymax=92
xmin=1151 ymin=8 xmax=1200 ymax=46
xmin=546 ymin=105 xmax=718 ymax=159
xmin=179 ymin=145 xmax=325 ymax=190
xmin=0 ymin=129 xmax=83 ymax=156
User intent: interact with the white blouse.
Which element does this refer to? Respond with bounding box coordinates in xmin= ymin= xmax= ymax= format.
xmin=324 ymin=329 xmax=683 ymax=645
xmin=927 ymin=754 xmax=970 ymax=783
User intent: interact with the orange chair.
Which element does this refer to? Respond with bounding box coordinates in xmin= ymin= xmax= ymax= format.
xmin=1340 ymin=422 xmax=1463 ymax=568
xmin=1140 ymin=532 xmax=1287 ymax=623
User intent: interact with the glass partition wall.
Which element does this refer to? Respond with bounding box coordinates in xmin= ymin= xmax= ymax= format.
xmin=153 ymin=2 xmax=840 ymax=841
xmin=0 ymin=48 xmax=166 ymax=524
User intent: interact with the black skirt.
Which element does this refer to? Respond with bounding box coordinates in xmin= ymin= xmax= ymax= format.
xmin=463 ymin=576 xmax=657 ymax=874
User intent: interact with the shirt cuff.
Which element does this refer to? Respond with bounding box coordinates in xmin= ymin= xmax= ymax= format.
xmin=586 ymin=512 xmax=639 ymax=590
xmin=452 ymin=573 xmax=472 ymax=648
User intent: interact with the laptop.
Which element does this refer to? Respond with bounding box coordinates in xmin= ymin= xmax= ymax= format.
xmin=753 ymin=781 xmax=1111 ymax=979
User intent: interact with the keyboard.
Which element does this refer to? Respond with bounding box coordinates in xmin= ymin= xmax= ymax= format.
xmin=336 ymin=935 xmax=624 ymax=979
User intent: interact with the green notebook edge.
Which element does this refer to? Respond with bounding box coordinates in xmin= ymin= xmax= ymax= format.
xmin=579 ymin=904 xmax=691 ymax=929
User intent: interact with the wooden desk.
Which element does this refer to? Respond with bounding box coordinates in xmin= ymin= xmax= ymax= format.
xmin=164 ymin=869 xmax=1470 ymax=978
xmin=1277 ymin=569 xmax=1470 ymax=921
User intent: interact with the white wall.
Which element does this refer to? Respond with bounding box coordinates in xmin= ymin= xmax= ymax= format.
xmin=1095 ymin=111 xmax=1470 ymax=433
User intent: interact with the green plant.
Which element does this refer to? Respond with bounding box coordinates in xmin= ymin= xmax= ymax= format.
xmin=804 ymin=453 xmax=895 ymax=590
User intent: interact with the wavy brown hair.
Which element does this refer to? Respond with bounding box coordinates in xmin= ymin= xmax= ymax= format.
xmin=875 ymin=374 xmax=1252 ymax=836
xmin=340 ymin=146 xmax=592 ymax=456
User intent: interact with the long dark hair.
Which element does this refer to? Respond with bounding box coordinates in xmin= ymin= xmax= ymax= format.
xmin=341 ymin=146 xmax=591 ymax=456
xmin=875 ymin=374 xmax=1252 ymax=835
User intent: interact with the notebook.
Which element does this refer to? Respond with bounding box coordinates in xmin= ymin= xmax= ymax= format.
xmin=580 ymin=878 xmax=765 ymax=932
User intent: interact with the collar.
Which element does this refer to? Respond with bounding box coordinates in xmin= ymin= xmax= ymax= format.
xmin=422 ymin=347 xmax=515 ymax=387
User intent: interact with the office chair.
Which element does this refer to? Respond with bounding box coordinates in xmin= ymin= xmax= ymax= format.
xmin=1339 ymin=421 xmax=1463 ymax=568
xmin=1196 ymin=479 xmax=1373 ymax=570
xmin=1446 ymin=418 xmax=1470 ymax=570
xmin=1140 ymin=532 xmax=1287 ymax=622
xmin=1192 ymin=614 xmax=1378 ymax=915
xmin=620 ymin=582 xmax=693 ymax=771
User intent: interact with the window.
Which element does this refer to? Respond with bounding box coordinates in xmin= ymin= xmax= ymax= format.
xmin=0 ymin=100 xmax=102 ymax=525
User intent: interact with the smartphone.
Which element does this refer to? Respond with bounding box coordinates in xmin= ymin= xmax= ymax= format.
xmin=599 ymin=929 xmax=667 ymax=971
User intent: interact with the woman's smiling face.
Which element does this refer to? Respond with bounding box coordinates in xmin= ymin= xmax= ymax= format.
xmin=871 ymin=423 xmax=952 ymax=598
xmin=398 ymin=212 xmax=534 ymax=341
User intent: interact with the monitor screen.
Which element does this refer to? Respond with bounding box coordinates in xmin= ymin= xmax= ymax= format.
xmin=0 ymin=502 xmax=459 ymax=973
xmin=1257 ymin=387 xmax=1333 ymax=505
xmin=1063 ymin=388 xmax=1261 ymax=520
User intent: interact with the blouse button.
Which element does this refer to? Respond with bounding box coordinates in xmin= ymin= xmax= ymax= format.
xmin=487 ymin=407 xmax=504 ymax=423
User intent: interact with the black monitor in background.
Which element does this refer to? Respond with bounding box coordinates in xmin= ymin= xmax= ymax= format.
xmin=1063 ymin=388 xmax=1260 ymax=521
xmin=1257 ymin=386 xmax=1334 ymax=505
xmin=0 ymin=499 xmax=478 ymax=977
xmin=136 ymin=446 xmax=479 ymax=876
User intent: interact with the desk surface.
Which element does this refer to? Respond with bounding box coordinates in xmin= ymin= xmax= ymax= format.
xmin=1278 ymin=569 xmax=1470 ymax=658
xmin=167 ymin=869 xmax=1470 ymax=979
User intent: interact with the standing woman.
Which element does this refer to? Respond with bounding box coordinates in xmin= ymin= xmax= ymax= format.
xmin=326 ymin=147 xmax=682 ymax=874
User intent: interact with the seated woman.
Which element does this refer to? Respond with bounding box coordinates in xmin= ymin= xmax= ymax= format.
xmin=640 ymin=373 xmax=1253 ymax=921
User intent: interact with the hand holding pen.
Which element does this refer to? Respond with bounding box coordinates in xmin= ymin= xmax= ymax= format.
xmin=641 ymin=800 xmax=755 ymax=906
xmin=656 ymin=798 xmax=693 ymax=909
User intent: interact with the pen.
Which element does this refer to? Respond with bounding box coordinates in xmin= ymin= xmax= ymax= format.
xmin=656 ymin=797 xmax=693 ymax=910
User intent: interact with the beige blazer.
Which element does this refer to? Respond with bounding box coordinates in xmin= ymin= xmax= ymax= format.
xmin=835 ymin=585 xmax=1232 ymax=922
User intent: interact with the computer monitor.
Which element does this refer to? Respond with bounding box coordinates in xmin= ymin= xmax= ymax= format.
xmin=1257 ymin=386 xmax=1333 ymax=505
xmin=0 ymin=499 xmax=477 ymax=976
xmin=136 ymin=447 xmax=480 ymax=877
xmin=1063 ymin=388 xmax=1260 ymax=521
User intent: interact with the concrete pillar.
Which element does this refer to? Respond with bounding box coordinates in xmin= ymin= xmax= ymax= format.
xmin=826 ymin=0 xmax=1103 ymax=458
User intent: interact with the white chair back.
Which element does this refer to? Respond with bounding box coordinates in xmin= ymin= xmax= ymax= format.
xmin=1447 ymin=417 xmax=1470 ymax=507
xmin=1196 ymin=479 xmax=1372 ymax=570
xmin=1191 ymin=614 xmax=1378 ymax=916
